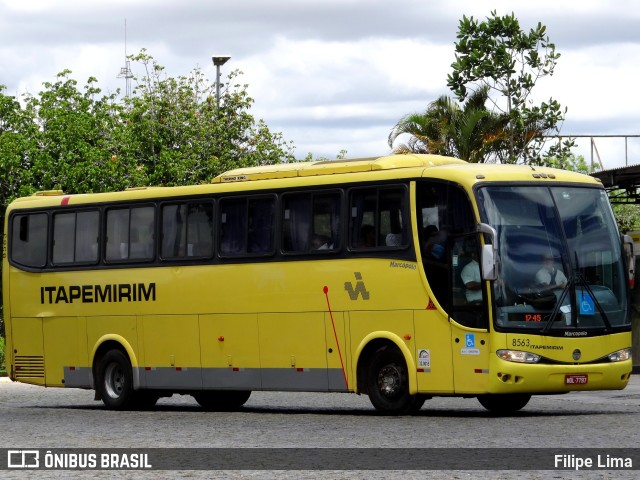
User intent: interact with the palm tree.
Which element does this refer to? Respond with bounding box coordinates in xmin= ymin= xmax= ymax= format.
xmin=388 ymin=86 xmax=509 ymax=163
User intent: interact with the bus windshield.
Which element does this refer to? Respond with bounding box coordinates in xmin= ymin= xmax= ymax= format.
xmin=478 ymin=185 xmax=630 ymax=333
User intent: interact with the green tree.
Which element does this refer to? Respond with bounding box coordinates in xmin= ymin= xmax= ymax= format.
xmin=303 ymin=149 xmax=348 ymax=162
xmin=545 ymin=152 xmax=591 ymax=174
xmin=21 ymin=71 xmax=141 ymax=194
xmin=0 ymin=52 xmax=297 ymax=338
xmin=118 ymin=50 xmax=295 ymax=186
xmin=613 ymin=204 xmax=640 ymax=233
xmin=0 ymin=86 xmax=36 ymax=201
xmin=388 ymin=86 xmax=508 ymax=162
xmin=447 ymin=11 xmax=574 ymax=164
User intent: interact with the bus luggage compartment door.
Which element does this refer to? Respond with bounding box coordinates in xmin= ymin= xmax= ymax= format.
xmin=10 ymin=317 xmax=46 ymax=386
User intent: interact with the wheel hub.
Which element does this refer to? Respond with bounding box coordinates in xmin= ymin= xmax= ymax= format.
xmin=377 ymin=364 xmax=402 ymax=397
xmin=104 ymin=363 xmax=124 ymax=399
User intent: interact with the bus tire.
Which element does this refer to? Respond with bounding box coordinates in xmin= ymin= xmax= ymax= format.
xmin=96 ymin=349 xmax=135 ymax=410
xmin=407 ymin=394 xmax=429 ymax=414
xmin=477 ymin=393 xmax=531 ymax=414
xmin=367 ymin=346 xmax=418 ymax=415
xmin=193 ymin=391 xmax=252 ymax=411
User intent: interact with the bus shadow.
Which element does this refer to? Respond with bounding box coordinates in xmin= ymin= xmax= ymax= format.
xmin=32 ymin=403 xmax=629 ymax=418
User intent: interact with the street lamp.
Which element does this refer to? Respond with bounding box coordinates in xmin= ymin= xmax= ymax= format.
xmin=212 ymin=56 xmax=231 ymax=107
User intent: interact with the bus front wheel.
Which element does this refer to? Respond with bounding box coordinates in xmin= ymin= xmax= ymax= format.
xmin=97 ymin=349 xmax=136 ymax=410
xmin=367 ymin=346 xmax=422 ymax=415
xmin=477 ymin=393 xmax=531 ymax=414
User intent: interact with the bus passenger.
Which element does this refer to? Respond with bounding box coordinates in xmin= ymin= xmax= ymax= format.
xmin=461 ymin=250 xmax=482 ymax=304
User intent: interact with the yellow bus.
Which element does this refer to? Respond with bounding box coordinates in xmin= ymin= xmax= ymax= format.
xmin=2 ymin=154 xmax=633 ymax=414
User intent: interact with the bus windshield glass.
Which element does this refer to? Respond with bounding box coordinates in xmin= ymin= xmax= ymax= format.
xmin=478 ymin=185 xmax=629 ymax=332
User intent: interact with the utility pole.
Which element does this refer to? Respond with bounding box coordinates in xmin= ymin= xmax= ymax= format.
xmin=212 ymin=56 xmax=231 ymax=107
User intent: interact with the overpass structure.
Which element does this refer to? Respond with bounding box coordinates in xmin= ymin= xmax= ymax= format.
xmin=592 ymin=163 xmax=640 ymax=204
xmin=545 ymin=134 xmax=640 ymax=204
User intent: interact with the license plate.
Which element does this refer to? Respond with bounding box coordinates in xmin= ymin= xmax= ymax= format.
xmin=565 ymin=374 xmax=588 ymax=385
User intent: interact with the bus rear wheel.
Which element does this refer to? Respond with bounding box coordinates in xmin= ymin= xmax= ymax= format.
xmin=97 ymin=349 xmax=136 ymax=410
xmin=477 ymin=393 xmax=531 ymax=414
xmin=193 ymin=391 xmax=252 ymax=411
xmin=367 ymin=346 xmax=422 ymax=415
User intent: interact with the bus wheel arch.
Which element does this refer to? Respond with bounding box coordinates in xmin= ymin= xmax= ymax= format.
xmin=91 ymin=336 xmax=140 ymax=388
xmin=91 ymin=338 xmax=145 ymax=410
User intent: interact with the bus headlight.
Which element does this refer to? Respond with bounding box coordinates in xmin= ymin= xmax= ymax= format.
xmin=497 ymin=350 xmax=541 ymax=364
xmin=608 ymin=348 xmax=632 ymax=362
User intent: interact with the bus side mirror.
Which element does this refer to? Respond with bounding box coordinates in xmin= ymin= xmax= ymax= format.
xmin=478 ymin=223 xmax=498 ymax=281
xmin=481 ymin=244 xmax=497 ymax=281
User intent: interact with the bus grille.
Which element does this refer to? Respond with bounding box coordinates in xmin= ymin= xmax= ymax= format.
xmin=14 ymin=356 xmax=45 ymax=380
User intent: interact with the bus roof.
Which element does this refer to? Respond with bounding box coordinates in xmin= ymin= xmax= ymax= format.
xmin=7 ymin=154 xmax=602 ymax=210
xmin=211 ymin=154 xmax=466 ymax=183
xmin=213 ymin=154 xmax=602 ymax=188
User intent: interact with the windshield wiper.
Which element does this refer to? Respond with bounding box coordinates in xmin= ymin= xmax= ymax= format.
xmin=542 ymin=278 xmax=572 ymax=333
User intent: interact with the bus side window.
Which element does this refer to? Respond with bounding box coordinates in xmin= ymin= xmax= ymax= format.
xmin=11 ymin=213 xmax=48 ymax=268
xmin=283 ymin=192 xmax=341 ymax=253
xmin=220 ymin=196 xmax=274 ymax=256
xmin=105 ymin=206 xmax=154 ymax=262
xmin=162 ymin=202 xmax=213 ymax=259
xmin=349 ymin=186 xmax=408 ymax=250
xmin=52 ymin=211 xmax=99 ymax=265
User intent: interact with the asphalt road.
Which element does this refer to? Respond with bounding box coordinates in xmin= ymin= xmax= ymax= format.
xmin=1 ymin=376 xmax=639 ymax=479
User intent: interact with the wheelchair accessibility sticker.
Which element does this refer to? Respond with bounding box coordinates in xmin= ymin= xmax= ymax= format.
xmin=465 ymin=334 xmax=475 ymax=348
xmin=461 ymin=334 xmax=480 ymax=355
xmin=579 ymin=292 xmax=595 ymax=315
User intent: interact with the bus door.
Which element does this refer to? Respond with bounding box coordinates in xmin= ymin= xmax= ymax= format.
xmin=417 ymin=180 xmax=489 ymax=394
xmin=448 ymin=234 xmax=490 ymax=394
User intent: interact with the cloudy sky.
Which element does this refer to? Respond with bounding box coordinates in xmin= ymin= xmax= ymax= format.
xmin=2 ymin=0 xmax=640 ymax=169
